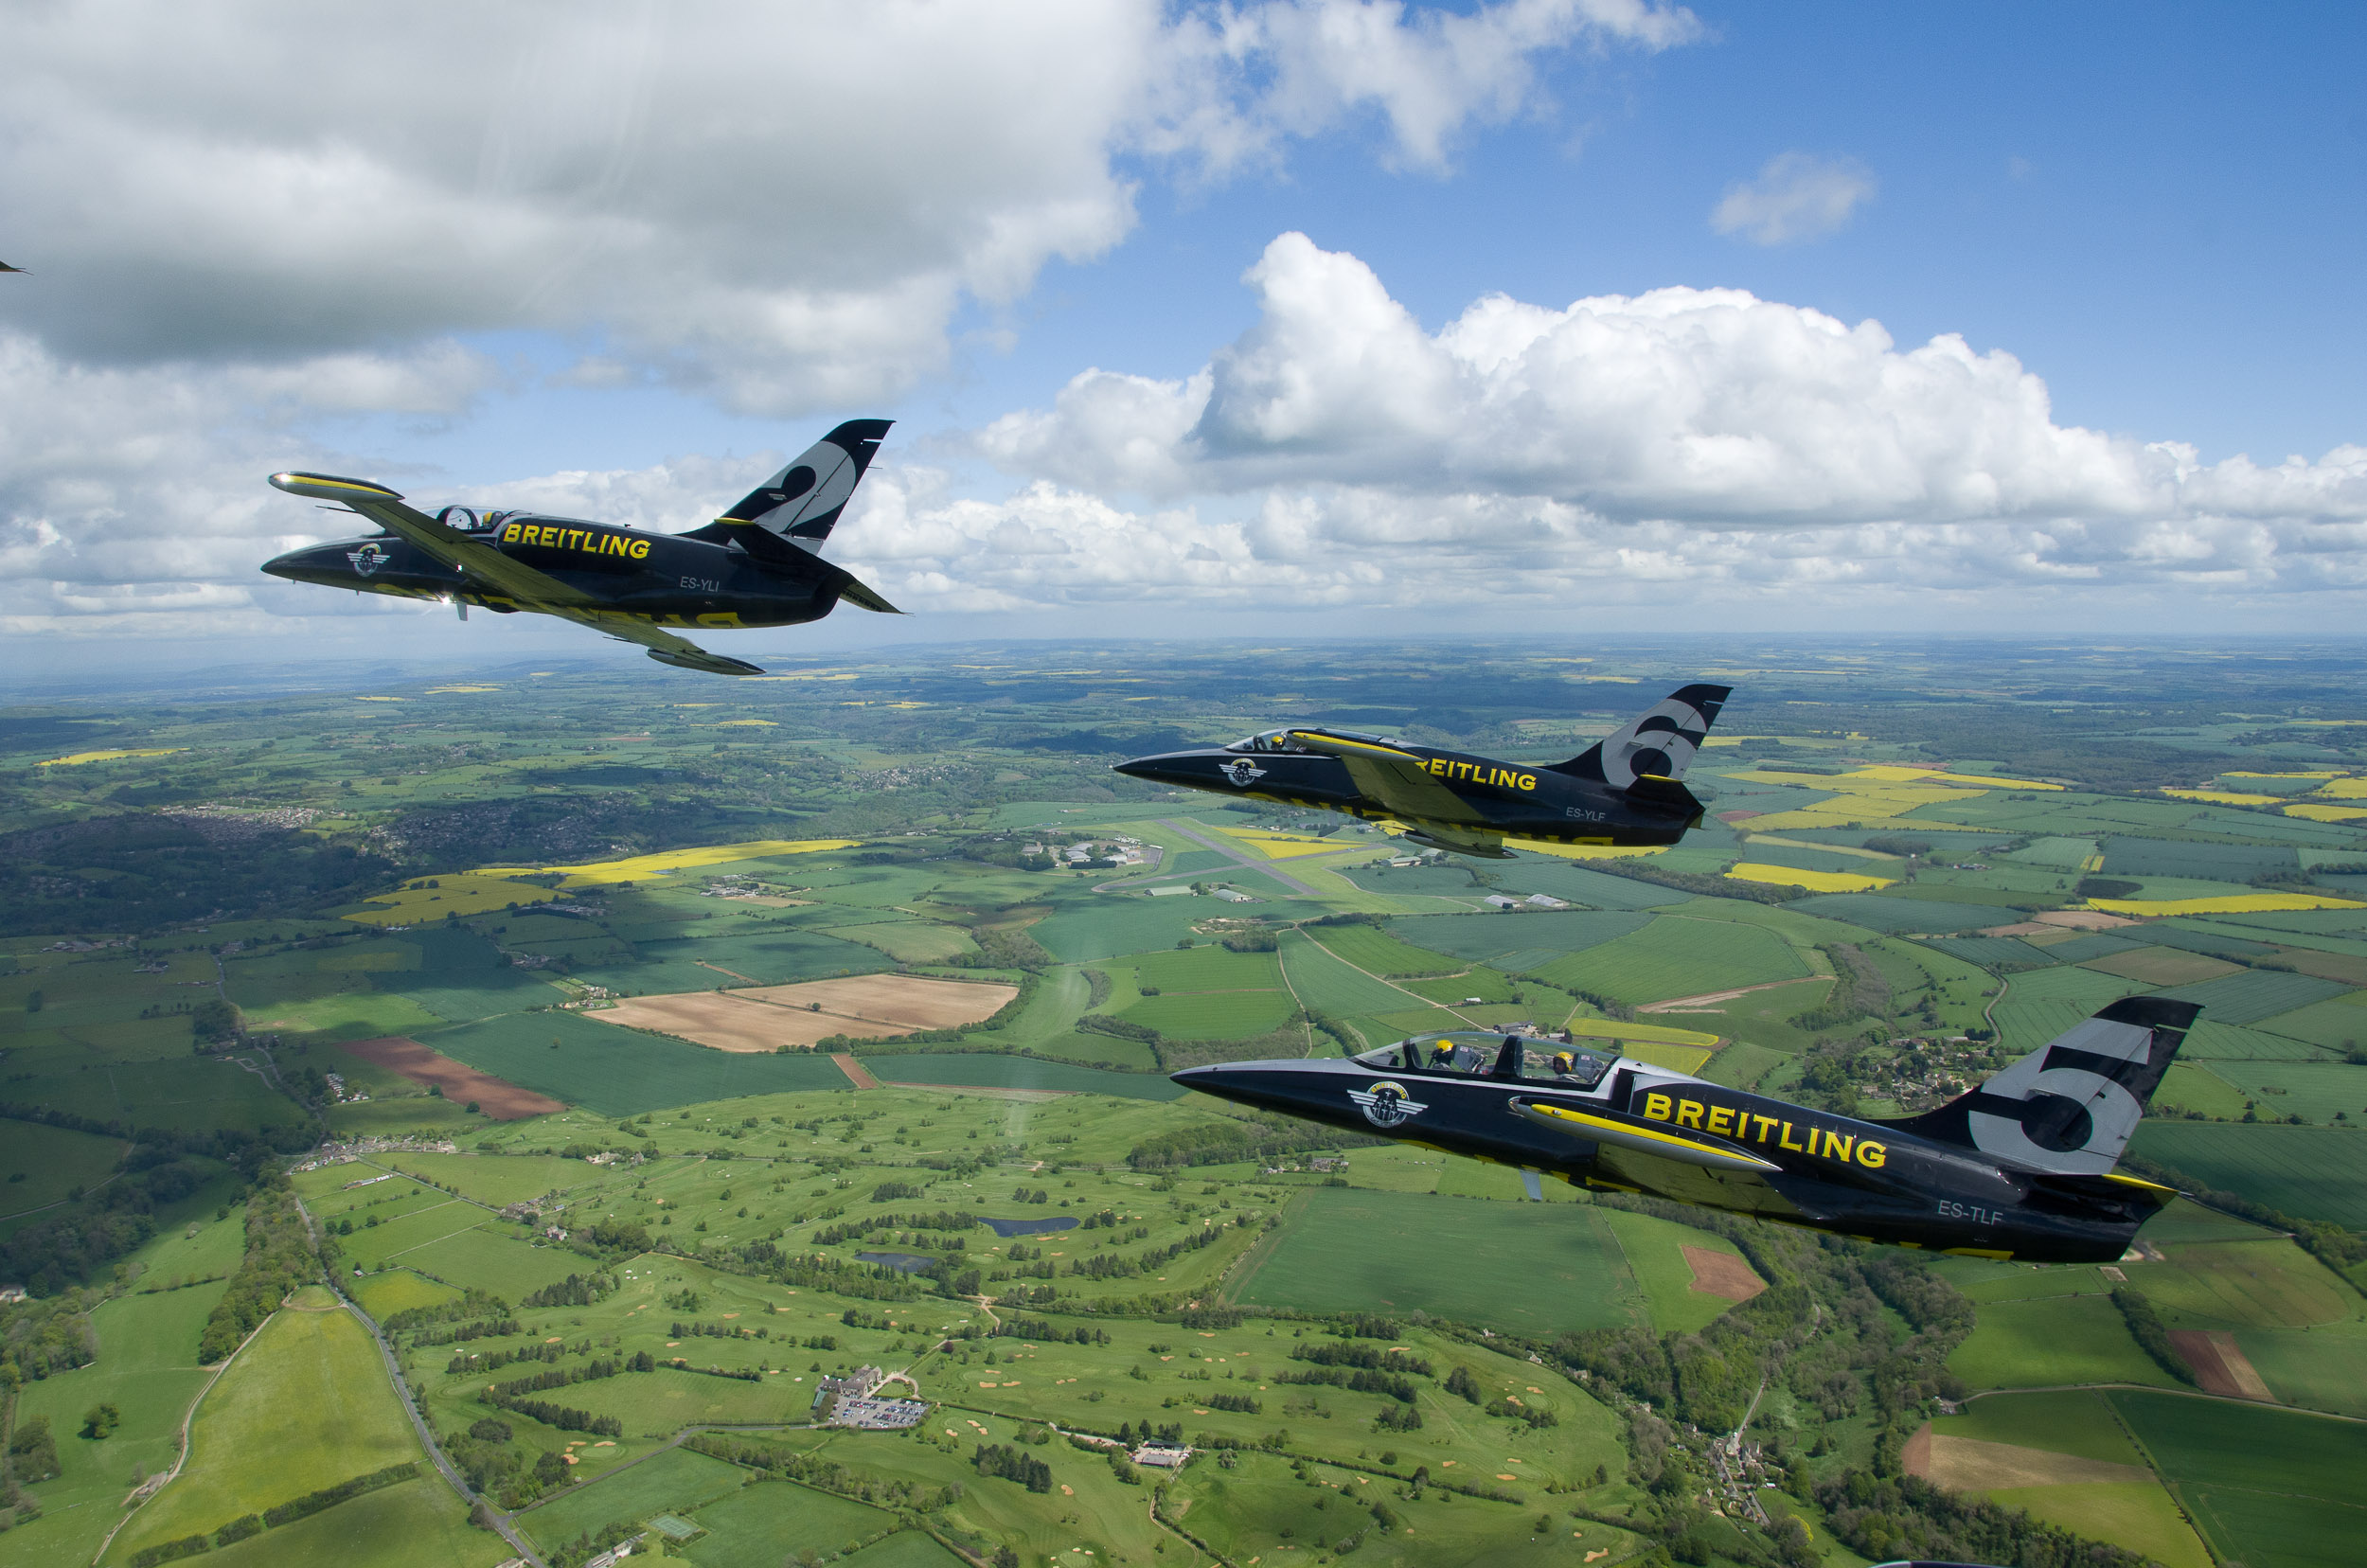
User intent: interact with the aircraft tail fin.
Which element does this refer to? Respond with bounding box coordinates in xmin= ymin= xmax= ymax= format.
xmin=1878 ymin=996 xmax=2200 ymax=1175
xmin=1549 ymin=683 xmax=1732 ymax=793
xmin=711 ymin=419 xmax=893 ymax=552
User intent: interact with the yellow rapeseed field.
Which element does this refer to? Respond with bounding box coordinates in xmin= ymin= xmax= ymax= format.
xmin=2310 ymin=776 xmax=2367 ymax=799
xmin=1726 ymin=862 xmax=1895 ymax=894
xmin=38 ymin=747 xmax=184 ymax=766
xmin=2085 ymin=893 xmax=2367 ymax=917
xmin=1561 ymin=1018 xmax=1720 ymax=1050
xmin=2284 ymin=804 xmax=2367 ymax=823
xmin=1841 ymin=765 xmax=2063 ymax=790
xmin=2162 ymin=790 xmax=2286 ymax=805
xmin=1504 ymin=841 xmax=1668 ymax=861
xmin=1221 ymin=829 xmax=1360 ymax=861
xmin=1618 ymin=1041 xmax=1717 ymax=1074
xmin=473 ymin=839 xmax=859 ymax=888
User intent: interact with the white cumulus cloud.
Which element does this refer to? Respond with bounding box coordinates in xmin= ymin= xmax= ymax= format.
xmin=982 ymin=232 xmax=2367 ymax=531
xmin=1712 ymin=151 xmax=1877 ymax=245
xmin=0 ymin=0 xmax=1695 ymax=415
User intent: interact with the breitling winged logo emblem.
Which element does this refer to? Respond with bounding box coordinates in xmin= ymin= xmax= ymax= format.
xmin=1347 ymin=1080 xmax=1428 ymax=1130
xmin=1220 ymin=758 xmax=1266 ymax=788
xmin=346 ymin=542 xmax=390 ymax=578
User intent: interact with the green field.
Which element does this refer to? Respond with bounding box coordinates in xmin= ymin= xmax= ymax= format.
xmin=1946 ymin=1295 xmax=2183 ymax=1390
xmin=347 ymin=1268 xmax=460 ymax=1320
xmin=1599 ymin=1205 xmax=1758 ymax=1335
xmin=1391 ymin=910 xmax=1652 ymax=963
xmin=685 ymin=1477 xmax=899 ymax=1568
xmin=1984 ymin=1483 xmax=2213 ymax=1568
xmin=2152 ymin=1060 xmax=2250 ymax=1118
xmin=1931 ymin=1389 xmax=2146 ymax=1466
xmin=0 ymin=1118 xmax=128 ymax=1219
xmin=421 ymin=1008 xmax=857 ymax=1115
xmin=2254 ymin=994 xmax=2367 ymax=1050
xmin=1122 ymin=988 xmax=1299 ymax=1040
xmin=1232 ymin=1187 xmax=1644 ymax=1332
xmin=183 ymin=1476 xmax=502 ymax=1568
xmin=1277 ymin=930 xmax=1422 ymax=1022
xmin=862 ymin=1053 xmax=1185 ymax=1098
xmin=2128 ymin=1121 xmax=2367 ymax=1228
xmin=521 ymin=1446 xmax=751 ymax=1551
xmin=1303 ymin=924 xmax=1465 ymax=977
xmin=2110 ymin=1390 xmax=2367 ymax=1568
xmin=1131 ymin=944 xmax=1284 ymax=992
xmin=1529 ymin=915 xmax=1809 ymax=1005
xmin=838 ymin=1533 xmax=969 ymax=1568
xmin=2155 ymin=969 xmax=2354 ymax=1025
xmin=110 ymin=1306 xmax=426 ymax=1563
xmin=0 ymin=1209 xmax=244 ymax=1568
xmin=2203 ymin=1060 xmax=2367 ymax=1124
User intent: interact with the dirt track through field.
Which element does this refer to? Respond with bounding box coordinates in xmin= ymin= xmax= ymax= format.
xmin=2169 ymin=1330 xmax=2276 ymax=1400
xmin=831 ymin=1053 xmax=881 ymax=1090
xmin=1682 ymin=1245 xmax=1767 ymax=1302
xmin=1905 ymin=1426 xmax=2152 ymax=1490
xmin=337 ymin=1036 xmax=564 ymax=1118
xmin=1641 ymin=980 xmax=1805 ymax=1012
xmin=591 ymin=974 xmax=1017 ymax=1054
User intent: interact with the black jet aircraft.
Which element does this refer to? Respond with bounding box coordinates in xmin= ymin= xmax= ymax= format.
xmin=261 ymin=419 xmax=900 ymax=675
xmin=1173 ymin=996 xmax=2200 ymax=1263
xmin=1112 ymin=684 xmax=1730 ymax=858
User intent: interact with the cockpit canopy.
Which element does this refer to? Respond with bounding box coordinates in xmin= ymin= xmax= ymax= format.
xmin=1354 ymin=1030 xmax=1613 ymax=1088
xmin=436 ymin=506 xmax=506 ymax=534
xmin=1225 ymin=725 xmax=1401 ymax=755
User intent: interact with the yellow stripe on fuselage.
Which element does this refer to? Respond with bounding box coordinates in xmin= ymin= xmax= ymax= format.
xmin=1524 ymin=1102 xmax=1780 ymax=1170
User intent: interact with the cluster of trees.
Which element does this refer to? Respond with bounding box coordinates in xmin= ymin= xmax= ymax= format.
xmin=0 ymin=1289 xmax=98 ymax=1382
xmin=972 ymin=1442 xmax=1053 ymax=1492
xmin=811 ymin=1210 xmax=977 ymax=1246
xmin=685 ymin=1431 xmax=965 ymax=1514
xmin=1126 ymin=1116 xmax=1367 ymax=1171
xmin=1816 ymin=1471 xmax=2152 ymax=1568
xmin=198 ymin=1184 xmax=319 ymax=1363
xmin=992 ymin=1317 xmax=1109 ymax=1345
xmin=520 ymin=1272 xmax=614 ymax=1309
xmin=2109 ymin=1287 xmax=2194 ymax=1384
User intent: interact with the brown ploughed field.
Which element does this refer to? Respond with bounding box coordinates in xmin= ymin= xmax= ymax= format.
xmin=592 ymin=974 xmax=1018 ymax=1054
xmin=336 ymin=1037 xmax=564 ymax=1119
xmin=2168 ymin=1329 xmax=2275 ymax=1400
xmin=1904 ymin=1427 xmax=2151 ymax=1490
xmin=1682 ymin=1244 xmax=1768 ymax=1303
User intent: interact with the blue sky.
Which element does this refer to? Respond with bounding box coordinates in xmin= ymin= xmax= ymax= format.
xmin=4 ymin=0 xmax=2363 ymax=677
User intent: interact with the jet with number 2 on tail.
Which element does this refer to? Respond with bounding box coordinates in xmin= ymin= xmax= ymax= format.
xmin=261 ymin=420 xmax=899 ymax=676
xmin=1112 ymin=684 xmax=1731 ymax=859
xmin=1175 ymin=996 xmax=2202 ymax=1263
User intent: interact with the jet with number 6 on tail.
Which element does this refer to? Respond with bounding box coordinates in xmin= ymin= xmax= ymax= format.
xmin=1174 ymin=996 xmax=2202 ymax=1263
xmin=261 ymin=420 xmax=900 ymax=676
xmin=1113 ymin=684 xmax=1731 ymax=858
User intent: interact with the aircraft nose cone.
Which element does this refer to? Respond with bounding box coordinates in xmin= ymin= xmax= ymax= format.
xmin=1169 ymin=1060 xmax=1297 ymax=1112
xmin=1112 ymin=749 xmax=1236 ymax=788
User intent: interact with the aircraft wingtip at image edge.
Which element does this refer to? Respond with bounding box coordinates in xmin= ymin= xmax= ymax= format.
xmin=268 ymin=471 xmax=404 ymax=502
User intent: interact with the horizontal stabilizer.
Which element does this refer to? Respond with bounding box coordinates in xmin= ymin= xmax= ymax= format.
xmin=644 ymin=646 xmax=764 ymax=677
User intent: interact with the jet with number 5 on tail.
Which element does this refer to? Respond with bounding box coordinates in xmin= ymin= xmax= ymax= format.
xmin=261 ymin=420 xmax=900 ymax=676
xmin=1173 ymin=996 xmax=2202 ymax=1263
xmin=1112 ymin=684 xmax=1731 ymax=858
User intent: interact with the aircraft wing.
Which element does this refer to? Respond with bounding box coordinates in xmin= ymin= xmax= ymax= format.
xmin=1284 ymin=730 xmax=1488 ymax=826
xmin=269 ymin=472 xmax=763 ymax=676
